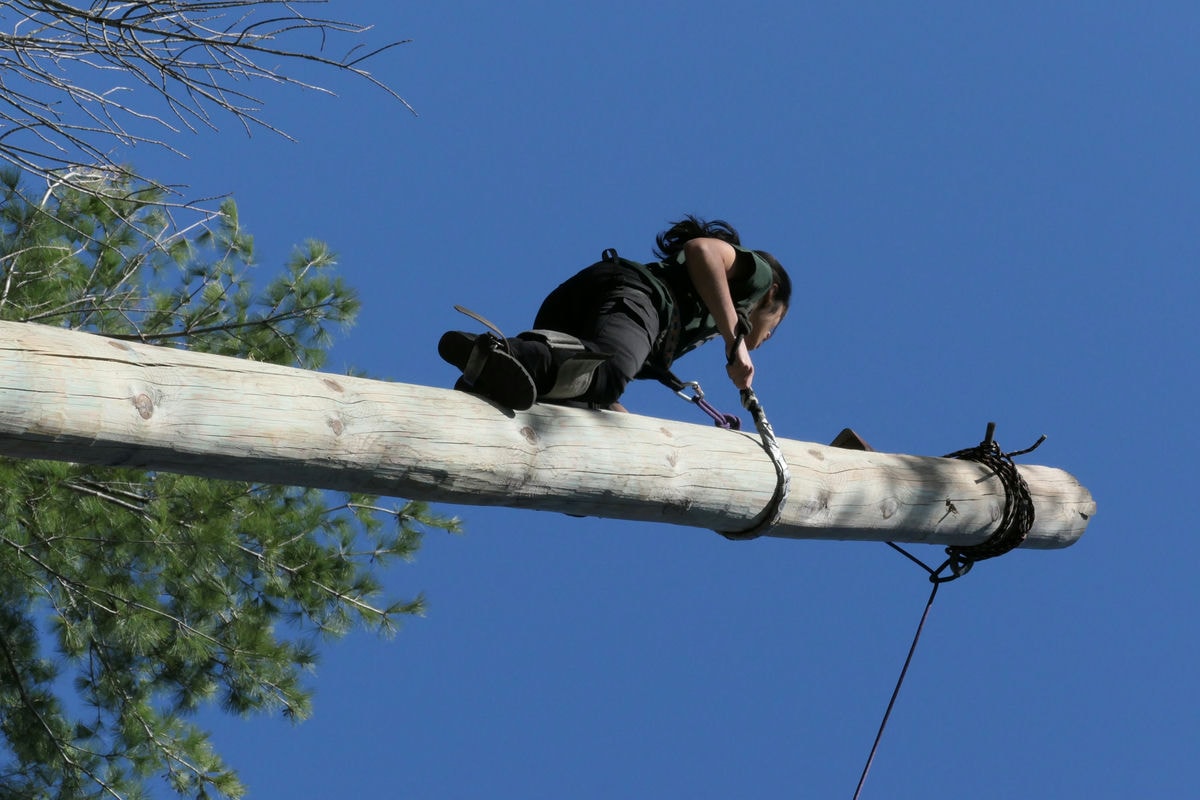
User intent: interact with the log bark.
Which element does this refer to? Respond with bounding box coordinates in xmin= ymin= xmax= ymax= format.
xmin=0 ymin=321 xmax=1095 ymax=548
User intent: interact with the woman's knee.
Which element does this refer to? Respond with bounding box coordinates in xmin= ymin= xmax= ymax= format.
xmin=584 ymin=362 xmax=632 ymax=407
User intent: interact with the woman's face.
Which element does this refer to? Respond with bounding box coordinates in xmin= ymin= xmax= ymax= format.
xmin=747 ymin=293 xmax=786 ymax=350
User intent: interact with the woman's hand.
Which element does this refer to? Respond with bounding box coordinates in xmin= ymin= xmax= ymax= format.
xmin=726 ymin=338 xmax=754 ymax=390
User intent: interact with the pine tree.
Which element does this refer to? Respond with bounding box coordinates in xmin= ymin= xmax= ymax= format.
xmin=0 ymin=170 xmax=458 ymax=799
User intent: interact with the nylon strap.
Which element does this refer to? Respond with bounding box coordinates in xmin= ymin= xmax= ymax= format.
xmin=717 ymin=386 xmax=791 ymax=540
xmin=715 ymin=315 xmax=790 ymax=538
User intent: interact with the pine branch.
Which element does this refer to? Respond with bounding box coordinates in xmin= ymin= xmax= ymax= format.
xmin=103 ymin=299 xmax=347 ymax=343
xmin=87 ymin=640 xmax=243 ymax=798
xmin=234 ymin=542 xmax=389 ymax=620
xmin=64 ymin=478 xmax=153 ymax=519
xmin=0 ymin=626 xmax=124 ymax=800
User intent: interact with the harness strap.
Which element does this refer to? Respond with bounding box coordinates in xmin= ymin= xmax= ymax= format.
xmin=655 ymin=369 xmax=742 ymax=430
xmin=717 ymin=312 xmax=790 ymax=539
xmin=461 ymin=335 xmax=495 ymax=386
xmin=717 ymin=386 xmax=791 ymax=540
xmin=454 ymin=304 xmax=516 ymax=388
xmin=725 ymin=311 xmax=753 ymax=362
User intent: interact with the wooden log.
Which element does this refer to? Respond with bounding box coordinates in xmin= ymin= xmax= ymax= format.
xmin=0 ymin=321 xmax=1094 ymax=548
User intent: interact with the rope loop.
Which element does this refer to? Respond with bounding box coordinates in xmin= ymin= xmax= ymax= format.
xmin=929 ymin=552 xmax=974 ymax=583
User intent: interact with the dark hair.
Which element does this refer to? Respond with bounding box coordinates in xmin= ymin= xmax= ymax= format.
xmin=655 ymin=215 xmax=792 ymax=309
xmin=653 ymin=215 xmax=741 ymax=260
xmin=754 ymin=249 xmax=792 ymax=308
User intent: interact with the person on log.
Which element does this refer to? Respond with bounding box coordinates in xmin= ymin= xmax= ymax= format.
xmin=438 ymin=215 xmax=792 ymax=412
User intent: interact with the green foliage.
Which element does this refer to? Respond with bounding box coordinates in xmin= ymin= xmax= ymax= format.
xmin=0 ymin=170 xmax=460 ymax=799
xmin=0 ymin=170 xmax=356 ymax=369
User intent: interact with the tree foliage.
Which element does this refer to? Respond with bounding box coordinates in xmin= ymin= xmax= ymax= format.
xmin=0 ymin=170 xmax=459 ymax=799
xmin=0 ymin=1 xmax=413 ymax=195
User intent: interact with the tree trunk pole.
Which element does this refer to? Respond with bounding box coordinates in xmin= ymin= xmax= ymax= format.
xmin=0 ymin=321 xmax=1094 ymax=548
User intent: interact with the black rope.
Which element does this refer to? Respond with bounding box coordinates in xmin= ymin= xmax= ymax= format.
xmin=851 ymin=423 xmax=1045 ymax=799
xmin=852 ymin=562 xmax=940 ymax=800
xmin=942 ymin=422 xmax=1045 ymax=564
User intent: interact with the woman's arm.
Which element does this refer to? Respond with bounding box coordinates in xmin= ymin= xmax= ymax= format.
xmin=681 ymin=237 xmax=755 ymax=389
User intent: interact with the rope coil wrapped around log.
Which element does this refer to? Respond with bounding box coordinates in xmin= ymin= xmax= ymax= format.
xmin=940 ymin=422 xmax=1045 ymax=574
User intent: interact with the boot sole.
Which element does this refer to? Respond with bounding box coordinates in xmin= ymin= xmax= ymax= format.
xmin=438 ymin=331 xmax=537 ymax=411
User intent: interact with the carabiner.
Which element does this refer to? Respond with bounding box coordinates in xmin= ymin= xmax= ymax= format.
xmin=674 ymin=380 xmax=705 ymax=403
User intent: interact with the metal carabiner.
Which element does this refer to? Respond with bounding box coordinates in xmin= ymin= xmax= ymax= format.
xmin=674 ymin=380 xmax=705 ymax=404
xmin=672 ymin=379 xmax=741 ymax=430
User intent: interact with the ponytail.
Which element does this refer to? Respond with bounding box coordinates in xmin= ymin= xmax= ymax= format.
xmin=653 ymin=215 xmax=742 ymax=261
xmin=654 ymin=215 xmax=792 ymax=311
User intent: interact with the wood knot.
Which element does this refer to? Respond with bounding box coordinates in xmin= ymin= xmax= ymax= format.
xmin=132 ymin=393 xmax=154 ymax=419
xmin=108 ymin=340 xmax=136 ymax=353
xmin=520 ymin=426 xmax=538 ymax=445
xmin=322 ymin=378 xmax=345 ymax=393
xmin=879 ymin=497 xmax=899 ymax=519
xmin=327 ymin=417 xmax=345 ymax=436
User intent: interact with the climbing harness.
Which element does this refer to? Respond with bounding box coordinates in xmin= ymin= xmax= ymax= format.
xmin=851 ymin=423 xmax=1045 ymax=800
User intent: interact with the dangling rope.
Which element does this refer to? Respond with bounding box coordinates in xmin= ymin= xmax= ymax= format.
xmin=851 ymin=554 xmax=941 ymax=800
xmin=851 ymin=423 xmax=1045 ymax=799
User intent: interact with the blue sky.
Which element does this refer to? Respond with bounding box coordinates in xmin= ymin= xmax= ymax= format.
xmin=92 ymin=3 xmax=1197 ymax=798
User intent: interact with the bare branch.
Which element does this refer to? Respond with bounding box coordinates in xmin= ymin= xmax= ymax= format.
xmin=0 ymin=1 xmax=414 ymax=198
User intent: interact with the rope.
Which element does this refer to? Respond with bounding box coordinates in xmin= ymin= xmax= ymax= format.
xmin=852 ymin=559 xmax=940 ymax=800
xmin=850 ymin=547 xmax=960 ymax=800
xmin=851 ymin=423 xmax=1045 ymax=799
xmin=942 ymin=422 xmax=1045 ymax=565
